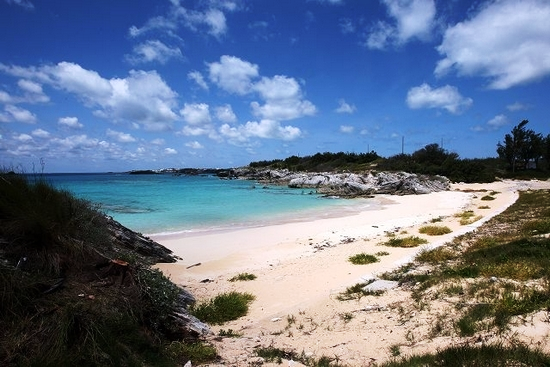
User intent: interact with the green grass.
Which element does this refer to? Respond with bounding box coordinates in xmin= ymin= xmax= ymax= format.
xmin=255 ymin=346 xmax=345 ymax=366
xmin=455 ymin=210 xmax=483 ymax=225
xmin=418 ymin=225 xmax=452 ymax=236
xmin=228 ymin=272 xmax=257 ymax=281
xmin=190 ymin=291 xmax=255 ymax=325
xmin=480 ymin=195 xmax=496 ymax=201
xmin=348 ymin=253 xmax=379 ymax=265
xmin=0 ymin=172 xmax=214 ymax=366
xmin=336 ymin=281 xmax=384 ymax=301
xmin=381 ymin=236 xmax=428 ymax=248
xmin=378 ymin=343 xmax=550 ymax=367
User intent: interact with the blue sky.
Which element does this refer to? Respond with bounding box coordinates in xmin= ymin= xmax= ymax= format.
xmin=1 ymin=0 xmax=549 ymax=173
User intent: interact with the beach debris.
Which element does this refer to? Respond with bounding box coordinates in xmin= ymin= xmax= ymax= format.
xmin=271 ymin=317 xmax=282 ymax=322
xmin=362 ymin=305 xmax=387 ymax=312
xmin=200 ymin=278 xmax=212 ymax=283
xmin=186 ymin=262 xmax=202 ymax=269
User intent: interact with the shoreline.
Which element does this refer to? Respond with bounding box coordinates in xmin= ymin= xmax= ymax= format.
xmin=154 ymin=179 xmax=550 ymax=366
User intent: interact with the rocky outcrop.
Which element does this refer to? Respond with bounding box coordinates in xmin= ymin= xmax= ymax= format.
xmin=230 ymin=168 xmax=450 ymax=197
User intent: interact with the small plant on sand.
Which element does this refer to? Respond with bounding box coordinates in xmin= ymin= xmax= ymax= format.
xmin=418 ymin=225 xmax=452 ymax=236
xmin=478 ymin=205 xmax=490 ymax=209
xmin=381 ymin=236 xmax=428 ymax=248
xmin=481 ymin=195 xmax=495 ymax=201
xmin=336 ymin=281 xmax=384 ymax=301
xmin=389 ymin=344 xmax=401 ymax=357
xmin=164 ymin=341 xmax=218 ymax=364
xmin=376 ymin=251 xmax=390 ymax=256
xmin=348 ymin=253 xmax=379 ymax=265
xmin=455 ymin=210 xmax=482 ymax=225
xmin=218 ymin=329 xmax=242 ymax=338
xmin=430 ymin=216 xmax=444 ymax=223
xmin=190 ymin=291 xmax=255 ymax=325
xmin=228 ymin=272 xmax=257 ymax=282
xmin=340 ymin=312 xmax=354 ymax=322
xmin=415 ymin=247 xmax=456 ymax=264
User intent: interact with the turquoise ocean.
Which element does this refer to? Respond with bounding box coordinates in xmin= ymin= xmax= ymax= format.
xmin=45 ymin=173 xmax=374 ymax=235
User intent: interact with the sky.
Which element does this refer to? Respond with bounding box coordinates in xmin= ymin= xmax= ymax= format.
xmin=1 ymin=0 xmax=549 ymax=173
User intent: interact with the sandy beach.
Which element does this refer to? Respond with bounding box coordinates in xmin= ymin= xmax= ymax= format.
xmin=154 ymin=179 xmax=550 ymax=366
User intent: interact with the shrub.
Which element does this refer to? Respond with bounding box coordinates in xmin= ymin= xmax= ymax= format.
xmin=191 ymin=292 xmax=255 ymax=325
xmin=419 ymin=225 xmax=452 ymax=236
xmin=348 ymin=253 xmax=379 ymax=265
xmin=228 ymin=272 xmax=257 ymax=282
xmin=381 ymin=236 xmax=428 ymax=248
xmin=481 ymin=195 xmax=495 ymax=201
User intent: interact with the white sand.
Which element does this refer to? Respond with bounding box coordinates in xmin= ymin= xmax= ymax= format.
xmin=153 ymin=179 xmax=550 ymax=366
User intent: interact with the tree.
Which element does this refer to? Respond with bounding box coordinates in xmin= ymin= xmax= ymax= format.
xmin=497 ymin=120 xmax=529 ymax=172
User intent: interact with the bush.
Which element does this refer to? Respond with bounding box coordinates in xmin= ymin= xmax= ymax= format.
xmin=191 ymin=292 xmax=255 ymax=325
xmin=348 ymin=253 xmax=379 ymax=265
xmin=419 ymin=225 xmax=452 ymax=236
xmin=381 ymin=236 xmax=428 ymax=248
xmin=228 ymin=272 xmax=257 ymax=282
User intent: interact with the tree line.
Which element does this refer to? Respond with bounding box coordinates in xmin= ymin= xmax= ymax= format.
xmin=249 ymin=119 xmax=549 ymax=183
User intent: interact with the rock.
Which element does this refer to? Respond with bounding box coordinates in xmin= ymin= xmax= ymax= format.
xmin=231 ymin=169 xmax=450 ymax=197
xmin=363 ymin=280 xmax=399 ymax=292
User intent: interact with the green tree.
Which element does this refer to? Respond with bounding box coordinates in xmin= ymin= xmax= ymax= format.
xmin=497 ymin=120 xmax=529 ymax=172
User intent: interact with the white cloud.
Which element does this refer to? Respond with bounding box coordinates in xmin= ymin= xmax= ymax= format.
xmin=126 ymin=40 xmax=183 ymax=65
xmin=335 ymin=99 xmax=356 ymax=114
xmin=340 ymin=125 xmax=355 ymax=133
xmin=164 ymin=147 xmax=178 ymax=155
xmin=58 ymin=116 xmax=83 ymax=129
xmin=17 ymin=79 xmax=50 ymax=103
xmin=251 ymin=75 xmax=317 ymax=120
xmin=1 ymin=104 xmax=37 ymax=123
xmin=186 ymin=141 xmax=204 ymax=149
xmin=487 ymin=114 xmax=509 ymax=130
xmin=220 ymin=119 xmax=301 ymax=144
xmin=15 ymin=133 xmax=33 ymax=142
xmin=151 ymin=138 xmax=165 ymax=145
xmin=339 ymin=18 xmax=355 ymax=34
xmin=406 ymin=83 xmax=473 ymax=114
xmin=1 ymin=62 xmax=179 ymax=131
xmin=32 ymin=128 xmax=50 ymax=138
xmin=5 ymin=0 xmax=34 ymax=9
xmin=215 ymin=104 xmax=237 ymax=123
xmin=129 ymin=1 xmax=233 ymax=39
xmin=507 ymin=102 xmax=531 ymax=111
xmin=435 ymin=0 xmax=550 ymax=89
xmin=106 ymin=128 xmax=137 ymax=143
xmin=180 ymin=103 xmax=211 ymax=125
xmin=188 ymin=70 xmax=209 ymax=90
xmin=208 ymin=55 xmax=259 ymax=95
xmin=366 ymin=0 xmax=436 ymax=49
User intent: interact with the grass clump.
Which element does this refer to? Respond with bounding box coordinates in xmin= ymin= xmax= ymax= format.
xmin=455 ymin=210 xmax=483 ymax=225
xmin=418 ymin=225 xmax=452 ymax=236
xmin=348 ymin=253 xmax=379 ymax=265
xmin=381 ymin=236 xmax=428 ymax=248
xmin=255 ymin=346 xmax=345 ymax=366
xmin=228 ymin=272 xmax=257 ymax=282
xmin=336 ymin=281 xmax=384 ymax=301
xmin=0 ymin=172 xmax=213 ymax=366
xmin=377 ymin=343 xmax=550 ymax=367
xmin=481 ymin=195 xmax=496 ymax=201
xmin=190 ymin=291 xmax=255 ymax=325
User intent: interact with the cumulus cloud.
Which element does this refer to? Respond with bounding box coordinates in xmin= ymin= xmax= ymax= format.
xmin=180 ymin=103 xmax=211 ymax=125
xmin=32 ymin=128 xmax=50 ymax=138
xmin=164 ymin=147 xmax=178 ymax=155
xmin=58 ymin=116 xmax=83 ymax=129
xmin=366 ymin=0 xmax=436 ymax=49
xmin=17 ymin=79 xmax=50 ymax=103
xmin=215 ymin=104 xmax=237 ymax=123
xmin=339 ymin=18 xmax=355 ymax=34
xmin=340 ymin=125 xmax=355 ymax=133
xmin=0 ymin=62 xmax=179 ymax=131
xmin=406 ymin=83 xmax=473 ymax=114
xmin=185 ymin=141 xmax=204 ymax=149
xmin=507 ymin=102 xmax=531 ymax=111
xmin=487 ymin=114 xmax=509 ymax=129
xmin=129 ymin=0 xmax=235 ymax=39
xmin=435 ymin=0 xmax=550 ymax=89
xmin=0 ymin=104 xmax=37 ymax=123
xmin=251 ymin=75 xmax=317 ymax=120
xmin=188 ymin=70 xmax=209 ymax=90
xmin=219 ymin=120 xmax=301 ymax=144
xmin=335 ymin=99 xmax=356 ymax=114
xmin=106 ymin=128 xmax=137 ymax=143
xmin=208 ymin=55 xmax=259 ymax=95
xmin=126 ymin=40 xmax=183 ymax=65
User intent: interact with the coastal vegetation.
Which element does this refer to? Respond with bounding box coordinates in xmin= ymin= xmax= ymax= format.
xmin=228 ymin=272 xmax=257 ymax=281
xmin=248 ymin=120 xmax=550 ymax=183
xmin=376 ymin=189 xmax=550 ymax=365
xmin=348 ymin=252 xmax=379 ymax=265
xmin=418 ymin=225 xmax=452 ymax=236
xmin=190 ymin=291 xmax=255 ymax=325
xmin=0 ymin=172 xmax=216 ymax=366
xmin=381 ymin=236 xmax=428 ymax=248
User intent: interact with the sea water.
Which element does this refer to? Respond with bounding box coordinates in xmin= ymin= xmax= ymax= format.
xmin=45 ymin=173 xmax=373 ymax=235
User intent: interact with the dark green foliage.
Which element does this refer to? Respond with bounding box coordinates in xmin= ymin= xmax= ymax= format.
xmin=249 ymin=151 xmax=380 ymax=172
xmin=382 ymin=236 xmax=428 ymax=248
xmin=228 ymin=272 xmax=257 ymax=281
xmin=348 ymin=253 xmax=379 ymax=265
xmin=0 ymin=172 xmax=210 ymax=366
xmin=190 ymin=291 xmax=255 ymax=325
xmin=378 ymin=343 xmax=550 ymax=367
